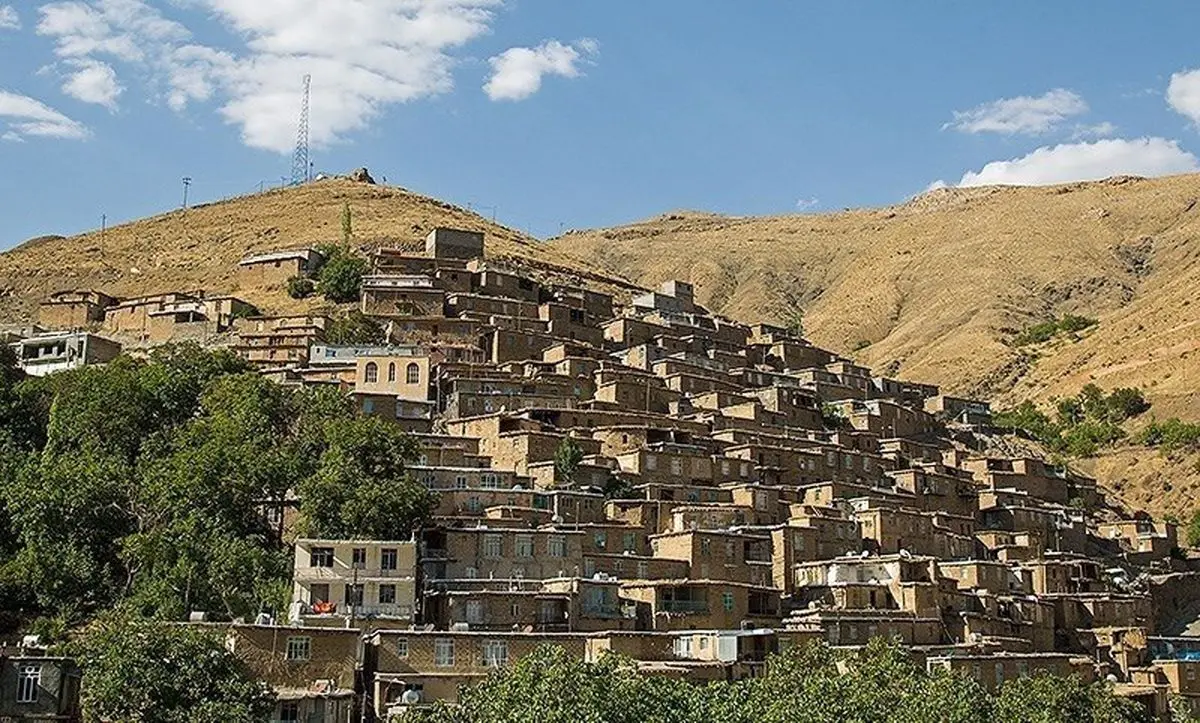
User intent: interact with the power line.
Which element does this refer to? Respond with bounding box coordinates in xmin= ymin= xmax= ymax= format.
xmin=291 ymin=74 xmax=311 ymax=185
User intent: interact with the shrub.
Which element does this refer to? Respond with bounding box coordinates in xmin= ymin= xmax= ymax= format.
xmin=1136 ymin=418 xmax=1200 ymax=452
xmin=286 ymin=275 xmax=315 ymax=299
xmin=1012 ymin=315 xmax=1098 ymax=346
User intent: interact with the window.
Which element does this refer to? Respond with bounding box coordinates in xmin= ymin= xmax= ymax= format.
xmin=549 ymin=535 xmax=566 ymax=557
xmin=309 ymin=547 xmax=334 ymax=567
xmin=594 ymin=531 xmax=607 ymax=550
xmin=16 ymin=664 xmax=40 ymax=704
xmin=483 ymin=534 xmax=503 ymax=557
xmin=365 ymin=362 xmax=379 ymax=383
xmin=286 ymin=637 xmax=311 ymax=661
xmin=515 ymin=535 xmax=534 ymax=558
xmin=722 ymin=592 xmax=735 ymax=612
xmin=279 ymin=701 xmax=300 ymax=723
xmin=352 ymin=547 xmax=367 ymax=569
xmin=700 ymin=538 xmax=712 ymax=557
xmin=482 ymin=640 xmax=509 ymax=667
xmin=379 ymin=584 xmax=396 ymax=604
xmin=309 ymin=583 xmax=330 ymax=603
xmin=396 ymin=639 xmax=409 ymax=659
xmin=406 ymin=363 xmax=421 ymax=384
xmin=637 ymin=561 xmax=649 ymax=578
xmin=345 ymin=584 xmax=364 ymax=607
xmin=435 ymin=639 xmax=455 ymax=666
xmin=623 ymin=532 xmax=637 ymax=553
xmin=387 ymin=362 xmax=397 ymax=382
xmin=381 ymin=548 xmax=398 ymax=571
xmin=363 ymin=398 xmax=375 ymax=414
xmin=466 ymin=599 xmax=484 ymax=624
xmin=464 ymin=566 xmax=478 ymax=579
xmin=455 ymin=475 xmax=468 ymax=489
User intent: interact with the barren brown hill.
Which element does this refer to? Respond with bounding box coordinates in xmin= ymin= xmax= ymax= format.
xmin=549 ymin=174 xmax=1200 ymax=422
xmin=0 ymin=177 xmax=638 ymax=323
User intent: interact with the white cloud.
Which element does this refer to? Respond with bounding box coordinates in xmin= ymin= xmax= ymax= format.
xmin=61 ymin=58 xmax=124 ymax=109
xmin=483 ymin=39 xmax=597 ymax=101
xmin=34 ymin=0 xmax=525 ymax=153
xmin=0 ymin=5 xmax=20 ymax=30
xmin=951 ymin=137 xmax=1198 ymax=187
xmin=1070 ymin=121 xmax=1117 ymax=140
xmin=37 ymin=0 xmax=188 ymax=62
xmin=0 ymin=90 xmax=90 ymax=140
xmin=945 ymin=89 xmax=1088 ymax=135
xmin=795 ymin=197 xmax=819 ymax=211
xmin=1167 ymin=68 xmax=1200 ymax=127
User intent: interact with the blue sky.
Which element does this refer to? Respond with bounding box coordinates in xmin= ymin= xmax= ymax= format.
xmin=3 ymin=2 xmax=1200 ymax=248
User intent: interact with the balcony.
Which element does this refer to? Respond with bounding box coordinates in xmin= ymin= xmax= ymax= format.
xmin=294 ymin=566 xmax=415 ymax=582
xmin=660 ymin=599 xmax=709 ymax=614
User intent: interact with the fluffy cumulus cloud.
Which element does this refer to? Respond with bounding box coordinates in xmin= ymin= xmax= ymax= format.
xmin=483 ymin=39 xmax=597 ymax=101
xmin=60 ymin=58 xmax=123 ymax=109
xmin=0 ymin=90 xmax=90 ymax=141
xmin=945 ymin=88 xmax=1089 ymax=135
xmin=947 ymin=137 xmax=1199 ymax=187
xmin=0 ymin=5 xmax=19 ymax=30
xmin=1167 ymin=68 xmax=1200 ymax=126
xmin=31 ymin=0 xmax=592 ymax=152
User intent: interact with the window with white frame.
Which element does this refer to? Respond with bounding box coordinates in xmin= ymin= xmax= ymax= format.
xmin=396 ymin=638 xmax=409 ymax=659
xmin=548 ymin=535 xmax=566 ymax=557
xmin=483 ymin=534 xmax=503 ymax=557
xmin=434 ymin=638 xmax=455 ymax=666
xmin=515 ymin=535 xmax=534 ymax=558
xmin=482 ymin=640 xmax=509 ymax=667
xmin=285 ymin=637 xmax=311 ymax=661
xmin=466 ymin=599 xmax=484 ymax=624
xmin=16 ymin=664 xmax=40 ymax=704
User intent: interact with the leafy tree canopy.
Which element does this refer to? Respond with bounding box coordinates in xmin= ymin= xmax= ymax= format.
xmin=73 ymin=614 xmax=273 ymax=723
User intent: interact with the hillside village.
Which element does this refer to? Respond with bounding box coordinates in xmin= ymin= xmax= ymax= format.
xmin=3 ymin=204 xmax=1200 ymax=723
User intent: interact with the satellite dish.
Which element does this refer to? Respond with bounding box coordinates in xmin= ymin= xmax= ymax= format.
xmin=401 ymin=689 xmax=422 ymax=705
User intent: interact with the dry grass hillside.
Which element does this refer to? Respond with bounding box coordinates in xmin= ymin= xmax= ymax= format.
xmin=548 ymin=173 xmax=1200 ymax=518
xmin=0 ymin=177 xmax=636 ymax=323
xmin=549 ymin=174 xmax=1200 ymax=422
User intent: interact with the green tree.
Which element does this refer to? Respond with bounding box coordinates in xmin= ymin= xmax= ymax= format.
xmin=75 ymin=614 xmax=273 ymax=723
xmin=318 ymin=249 xmax=368 ymax=304
xmin=553 ymin=436 xmax=584 ymax=485
xmin=326 ymin=310 xmax=385 ymax=345
xmin=123 ymin=374 xmax=295 ymax=619
xmin=298 ymin=417 xmax=435 ymax=539
xmin=341 ymin=201 xmax=353 ymax=245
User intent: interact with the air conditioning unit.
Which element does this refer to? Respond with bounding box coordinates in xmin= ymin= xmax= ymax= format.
xmin=451 ymin=622 xmax=470 ymax=632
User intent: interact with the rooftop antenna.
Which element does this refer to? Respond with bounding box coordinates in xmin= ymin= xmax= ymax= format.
xmin=291 ymin=74 xmax=311 ymax=185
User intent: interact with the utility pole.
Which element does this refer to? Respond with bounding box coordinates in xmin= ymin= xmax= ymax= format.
xmin=181 ymin=177 xmax=192 ymax=210
xmin=100 ymin=214 xmax=106 ymax=238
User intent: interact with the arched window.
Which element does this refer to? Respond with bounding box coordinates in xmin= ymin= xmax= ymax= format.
xmin=406 ymin=363 xmax=420 ymax=384
xmin=387 ymin=362 xmax=396 ymax=383
xmin=364 ymin=362 xmax=378 ymax=384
